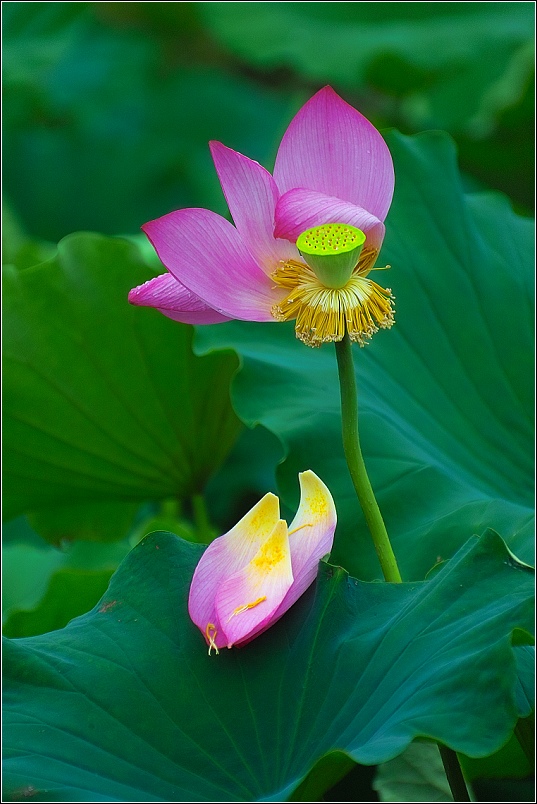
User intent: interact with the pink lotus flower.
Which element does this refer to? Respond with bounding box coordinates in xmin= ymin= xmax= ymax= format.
xmin=188 ymin=470 xmax=336 ymax=653
xmin=129 ymin=86 xmax=395 ymax=347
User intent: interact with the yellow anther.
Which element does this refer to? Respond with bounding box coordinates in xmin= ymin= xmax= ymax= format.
xmin=205 ymin=623 xmax=219 ymax=656
xmin=270 ymin=248 xmax=394 ymax=348
xmin=227 ymin=596 xmax=267 ymax=623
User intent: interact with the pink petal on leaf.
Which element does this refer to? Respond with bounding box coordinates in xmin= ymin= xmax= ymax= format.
xmin=188 ymin=492 xmax=281 ymax=650
xmin=216 ymin=520 xmax=294 ymax=648
xmin=236 ymin=471 xmax=337 ymax=646
xmin=274 ymin=188 xmax=385 ymax=253
xmin=273 ymin=86 xmax=394 ymax=222
xmin=283 ymin=470 xmax=337 ymax=608
xmin=210 ymin=141 xmax=297 ymax=273
xmin=128 ymin=272 xmax=230 ymax=324
xmin=142 ymin=208 xmax=285 ymax=322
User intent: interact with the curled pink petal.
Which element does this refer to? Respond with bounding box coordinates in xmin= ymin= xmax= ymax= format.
xmin=241 ymin=471 xmax=337 ymax=645
xmin=280 ymin=470 xmax=337 ymax=611
xmin=188 ymin=492 xmax=280 ymax=650
xmin=215 ymin=520 xmax=293 ymax=648
xmin=142 ymin=208 xmax=285 ymax=322
xmin=188 ymin=471 xmax=337 ymax=652
xmin=210 ymin=141 xmax=298 ymax=273
xmin=128 ymin=272 xmax=230 ymax=324
xmin=274 ymin=188 xmax=385 ymax=253
xmin=274 ymin=86 xmax=394 ymax=222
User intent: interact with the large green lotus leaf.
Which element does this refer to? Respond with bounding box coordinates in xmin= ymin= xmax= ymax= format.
xmin=199 ymin=2 xmax=533 ymax=135
xmin=197 ymin=130 xmax=534 ymax=582
xmin=2 ymin=233 xmax=241 ymax=520
xmin=2 ymin=529 xmax=532 ymax=802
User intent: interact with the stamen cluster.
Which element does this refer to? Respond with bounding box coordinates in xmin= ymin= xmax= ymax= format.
xmin=271 ymin=251 xmax=394 ymax=348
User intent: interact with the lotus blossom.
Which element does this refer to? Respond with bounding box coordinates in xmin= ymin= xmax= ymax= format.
xmin=129 ymin=86 xmax=395 ymax=347
xmin=188 ymin=470 xmax=336 ymax=653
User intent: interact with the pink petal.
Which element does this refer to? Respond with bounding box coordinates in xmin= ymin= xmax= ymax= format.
xmin=128 ymin=272 xmax=230 ymax=324
xmin=142 ymin=208 xmax=285 ymax=322
xmin=215 ymin=520 xmax=293 ymax=648
xmin=273 ymin=86 xmax=394 ymax=222
xmin=188 ymin=492 xmax=281 ymax=650
xmin=274 ymin=188 xmax=385 ymax=253
xmin=236 ymin=471 xmax=337 ymax=646
xmin=282 ymin=470 xmax=337 ymax=608
xmin=210 ymin=141 xmax=298 ymax=273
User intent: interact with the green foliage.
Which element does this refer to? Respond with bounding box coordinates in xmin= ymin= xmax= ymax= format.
xmin=197 ymin=130 xmax=534 ymax=582
xmin=3 ymin=233 xmax=241 ymax=520
xmin=199 ymin=2 xmax=534 ymax=136
xmin=2 ymin=540 xmax=130 ymax=638
xmin=373 ymin=742 xmax=454 ymax=802
xmin=3 ymin=530 xmax=532 ymax=802
xmin=2 ymin=2 xmax=292 ymax=240
xmin=2 ymin=4 xmax=534 ymax=800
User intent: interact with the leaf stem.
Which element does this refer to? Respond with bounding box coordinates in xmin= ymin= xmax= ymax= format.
xmin=192 ymin=492 xmax=212 ymax=542
xmin=334 ymin=333 xmax=401 ymax=583
xmin=515 ymin=712 xmax=535 ymax=767
xmin=438 ymin=746 xmax=472 ymax=802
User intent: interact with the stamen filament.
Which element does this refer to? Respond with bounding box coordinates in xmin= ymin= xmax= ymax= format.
xmin=271 ymin=248 xmax=394 ymax=348
xmin=205 ymin=623 xmax=219 ymax=655
xmin=227 ymin=596 xmax=267 ymax=623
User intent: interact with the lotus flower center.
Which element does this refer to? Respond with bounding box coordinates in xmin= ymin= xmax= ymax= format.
xmin=271 ymin=222 xmax=394 ymax=348
xmin=297 ymin=223 xmax=366 ymax=289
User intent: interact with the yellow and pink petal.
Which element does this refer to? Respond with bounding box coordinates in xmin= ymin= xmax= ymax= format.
xmin=240 ymin=471 xmax=337 ymax=645
xmin=188 ymin=492 xmax=281 ymax=651
xmin=215 ymin=519 xmax=294 ymax=648
xmin=188 ymin=471 xmax=337 ymax=653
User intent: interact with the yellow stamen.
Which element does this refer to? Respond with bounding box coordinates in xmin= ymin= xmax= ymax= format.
xmin=227 ymin=596 xmax=267 ymax=623
xmin=288 ymin=523 xmax=313 ymax=537
xmin=205 ymin=623 xmax=219 ymax=656
xmin=271 ymin=248 xmax=394 ymax=348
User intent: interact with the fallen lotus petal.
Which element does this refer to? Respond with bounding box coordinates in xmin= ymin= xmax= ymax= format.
xmin=188 ymin=470 xmax=337 ymax=652
xmin=130 ymin=86 xmax=395 ymax=347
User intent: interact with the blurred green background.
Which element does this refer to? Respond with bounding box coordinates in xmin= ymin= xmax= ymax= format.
xmin=3 ymin=0 xmax=534 ymax=248
xmin=2 ymin=3 xmax=534 ymax=801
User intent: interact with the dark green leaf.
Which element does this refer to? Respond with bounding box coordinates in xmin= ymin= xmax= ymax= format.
xmin=2 ymin=529 xmax=532 ymax=801
xmin=2 ymin=233 xmax=241 ymax=520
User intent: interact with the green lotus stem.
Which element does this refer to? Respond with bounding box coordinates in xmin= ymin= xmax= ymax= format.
xmin=335 ymin=332 xmax=402 ymax=583
xmin=192 ymin=493 xmax=212 ymax=542
xmin=438 ymin=746 xmax=472 ymax=802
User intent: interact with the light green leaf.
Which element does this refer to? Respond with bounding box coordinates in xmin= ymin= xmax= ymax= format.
xmin=3 ymin=540 xmax=130 ymax=638
xmin=373 ymin=741 xmax=454 ymax=802
xmin=197 ymin=130 xmax=534 ymax=582
xmin=3 ymin=529 xmax=532 ymax=802
xmin=2 ymin=233 xmax=241 ymax=521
